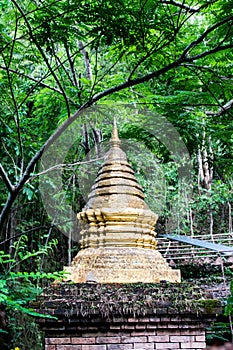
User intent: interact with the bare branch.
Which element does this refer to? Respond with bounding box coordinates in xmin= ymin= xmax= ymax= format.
xmin=31 ymin=156 xmax=104 ymax=178
xmin=53 ymin=51 xmax=74 ymax=87
xmin=161 ymin=0 xmax=200 ymax=13
xmin=181 ymin=65 xmax=233 ymax=116
xmin=0 ymin=38 xmax=99 ymax=103
xmin=128 ymin=31 xmax=174 ymax=80
xmin=0 ymin=64 xmax=78 ymax=110
xmin=128 ymin=14 xmax=233 ymax=80
xmin=1 ymin=16 xmax=24 ymax=176
xmin=0 ymin=218 xmax=75 ymax=245
xmin=0 ymin=65 xmax=63 ymax=94
xmin=94 ymin=50 xmax=125 ymax=86
xmin=1 ymin=140 xmax=18 ymax=179
xmin=0 ymin=0 xmax=80 ymax=54
xmin=64 ymin=43 xmax=79 ymax=87
xmin=0 ymin=164 xmax=14 ymax=193
xmin=206 ymin=99 xmax=233 ymax=117
xmin=78 ymin=41 xmax=92 ymax=81
xmin=184 ymin=62 xmax=233 ymax=118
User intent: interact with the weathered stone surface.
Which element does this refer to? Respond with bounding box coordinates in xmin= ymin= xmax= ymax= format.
xmin=66 ymin=247 xmax=180 ymax=283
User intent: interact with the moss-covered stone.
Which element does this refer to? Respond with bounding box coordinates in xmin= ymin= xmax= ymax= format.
xmin=196 ymin=299 xmax=222 ymax=315
xmin=35 ymin=282 xmax=223 ymax=320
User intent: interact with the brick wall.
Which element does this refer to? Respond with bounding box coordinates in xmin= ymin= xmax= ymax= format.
xmin=44 ymin=316 xmax=207 ymax=350
xmin=36 ymin=283 xmax=219 ymax=350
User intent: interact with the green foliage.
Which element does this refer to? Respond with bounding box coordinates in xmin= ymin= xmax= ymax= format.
xmin=8 ymin=312 xmax=44 ymax=350
xmin=0 ymin=0 xmax=233 ymax=345
xmin=0 ymin=237 xmax=66 ymax=349
xmin=206 ymin=322 xmax=231 ymax=344
xmin=0 ymin=240 xmax=64 ymax=317
xmin=1 ymin=0 xmax=232 ymax=218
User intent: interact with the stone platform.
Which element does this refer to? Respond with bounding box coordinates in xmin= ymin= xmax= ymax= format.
xmin=65 ymin=247 xmax=180 ymax=283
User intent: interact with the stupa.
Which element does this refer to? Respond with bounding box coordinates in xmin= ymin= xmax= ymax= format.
xmin=66 ymin=119 xmax=180 ymax=283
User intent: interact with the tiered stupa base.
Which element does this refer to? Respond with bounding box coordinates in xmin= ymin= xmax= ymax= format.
xmin=65 ymin=247 xmax=181 ymax=283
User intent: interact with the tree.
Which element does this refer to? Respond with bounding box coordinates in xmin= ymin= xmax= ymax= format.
xmin=0 ymin=0 xmax=233 ymax=235
xmin=0 ymin=2 xmax=233 ymax=346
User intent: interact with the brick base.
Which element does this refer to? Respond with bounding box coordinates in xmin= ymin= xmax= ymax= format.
xmin=43 ymin=316 xmax=208 ymax=350
xmin=36 ymin=283 xmax=219 ymax=350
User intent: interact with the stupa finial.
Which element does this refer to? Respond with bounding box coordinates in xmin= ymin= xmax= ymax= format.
xmin=110 ymin=117 xmax=121 ymax=147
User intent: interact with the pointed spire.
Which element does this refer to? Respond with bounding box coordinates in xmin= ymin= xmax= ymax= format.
xmin=110 ymin=117 xmax=121 ymax=148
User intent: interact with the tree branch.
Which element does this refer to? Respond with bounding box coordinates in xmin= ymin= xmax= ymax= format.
xmin=185 ymin=43 xmax=233 ymax=62
xmin=0 ymin=65 xmax=63 ymax=94
xmin=0 ymin=164 xmax=14 ymax=193
xmin=30 ymin=156 xmax=104 ymax=178
xmin=0 ymin=218 xmax=75 ymax=246
xmin=128 ymin=31 xmax=175 ymax=80
xmin=128 ymin=14 xmax=233 ymax=81
xmin=78 ymin=41 xmax=92 ymax=81
xmin=161 ymin=0 xmax=200 ymax=13
xmin=1 ymin=15 xmax=233 ymax=228
xmin=1 ymin=139 xmax=18 ymax=179
xmin=53 ymin=51 xmax=74 ymax=87
xmin=184 ymin=62 xmax=233 ymax=118
xmin=64 ymin=42 xmax=79 ymax=88
xmin=1 ymin=16 xmax=24 ymax=176
xmin=0 ymin=37 xmax=99 ymax=101
xmin=181 ymin=15 xmax=233 ymax=58
xmin=181 ymin=63 xmax=233 ymax=81
xmin=206 ymin=99 xmax=233 ymax=117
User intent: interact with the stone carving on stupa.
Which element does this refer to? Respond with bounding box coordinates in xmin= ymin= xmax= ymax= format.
xmin=65 ymin=119 xmax=181 ymax=283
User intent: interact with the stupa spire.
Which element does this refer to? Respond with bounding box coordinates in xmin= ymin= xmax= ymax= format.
xmin=110 ymin=117 xmax=121 ymax=148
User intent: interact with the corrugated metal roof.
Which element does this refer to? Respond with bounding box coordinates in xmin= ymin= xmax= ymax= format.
xmin=160 ymin=234 xmax=233 ymax=256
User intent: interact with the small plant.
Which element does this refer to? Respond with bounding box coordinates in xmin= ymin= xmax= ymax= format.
xmin=0 ymin=236 xmax=66 ymax=349
xmin=206 ymin=321 xmax=231 ymax=345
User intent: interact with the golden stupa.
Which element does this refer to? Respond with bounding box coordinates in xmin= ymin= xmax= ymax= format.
xmin=66 ymin=119 xmax=180 ymax=283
